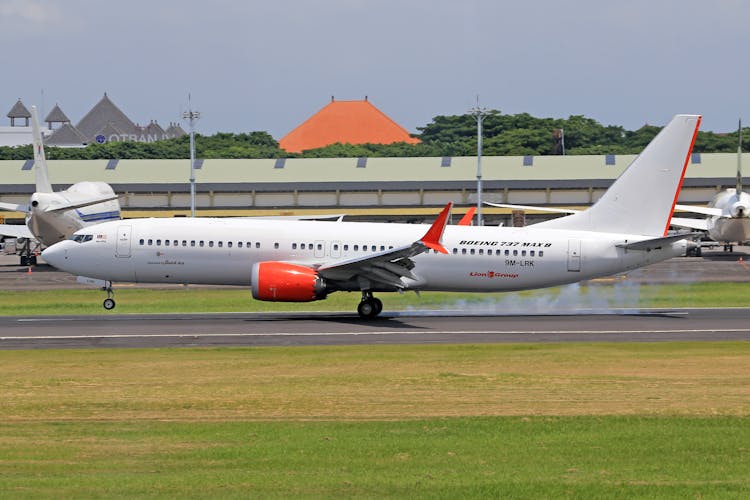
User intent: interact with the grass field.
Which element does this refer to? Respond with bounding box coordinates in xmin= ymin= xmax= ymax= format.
xmin=1 ymin=344 xmax=749 ymax=497
xmin=1 ymin=281 xmax=749 ymax=315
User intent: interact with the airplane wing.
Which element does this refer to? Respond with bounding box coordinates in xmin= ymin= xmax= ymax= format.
xmin=0 ymin=201 xmax=29 ymax=212
xmin=484 ymin=202 xmax=581 ymax=214
xmin=670 ymin=217 xmax=709 ymax=231
xmin=247 ymin=214 xmax=347 ymax=221
xmin=0 ymin=224 xmax=34 ymax=239
xmin=674 ymin=204 xmax=724 ymax=217
xmin=43 ymin=194 xmax=120 ymax=213
xmin=457 ymin=207 xmax=476 ymax=226
xmin=317 ymin=203 xmax=451 ymax=289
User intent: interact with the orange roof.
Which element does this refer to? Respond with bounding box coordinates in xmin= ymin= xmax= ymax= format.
xmin=279 ymin=98 xmax=420 ymax=153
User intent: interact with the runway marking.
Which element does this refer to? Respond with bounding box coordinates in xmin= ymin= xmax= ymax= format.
xmin=1 ymin=328 xmax=748 ymax=341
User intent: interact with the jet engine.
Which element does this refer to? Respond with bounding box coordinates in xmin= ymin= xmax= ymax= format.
xmin=251 ymin=262 xmax=327 ymax=302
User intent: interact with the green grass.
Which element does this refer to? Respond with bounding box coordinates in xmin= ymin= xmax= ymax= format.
xmin=0 ymin=281 xmax=747 ymax=315
xmin=1 ymin=417 xmax=748 ymax=498
xmin=0 ymin=344 xmax=749 ymax=496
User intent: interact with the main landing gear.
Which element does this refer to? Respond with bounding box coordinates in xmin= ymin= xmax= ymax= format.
xmin=357 ymin=291 xmax=383 ymax=319
xmin=102 ymin=281 xmax=116 ymax=310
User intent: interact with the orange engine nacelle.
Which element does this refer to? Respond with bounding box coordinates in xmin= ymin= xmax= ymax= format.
xmin=251 ymin=262 xmax=327 ymax=302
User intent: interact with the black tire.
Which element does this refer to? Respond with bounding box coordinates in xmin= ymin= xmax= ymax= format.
xmin=372 ymin=298 xmax=383 ymax=316
xmin=103 ymin=298 xmax=116 ymax=310
xmin=357 ymin=300 xmax=375 ymax=319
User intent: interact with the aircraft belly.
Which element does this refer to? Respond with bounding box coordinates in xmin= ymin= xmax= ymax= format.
xmin=709 ymin=218 xmax=750 ymax=243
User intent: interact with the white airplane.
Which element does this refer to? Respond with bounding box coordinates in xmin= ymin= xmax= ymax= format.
xmin=0 ymin=106 xmax=121 ymax=265
xmin=42 ymin=114 xmax=701 ymax=318
xmin=672 ymin=120 xmax=750 ymax=252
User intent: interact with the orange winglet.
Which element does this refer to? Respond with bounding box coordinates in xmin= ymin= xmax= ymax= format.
xmin=457 ymin=207 xmax=476 ymax=226
xmin=420 ymin=202 xmax=452 ymax=254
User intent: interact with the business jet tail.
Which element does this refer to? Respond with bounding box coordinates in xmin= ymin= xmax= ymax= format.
xmin=536 ymin=114 xmax=701 ymax=236
xmin=30 ymin=106 xmax=53 ymax=194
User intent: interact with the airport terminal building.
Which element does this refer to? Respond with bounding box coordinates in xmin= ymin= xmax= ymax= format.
xmin=0 ymin=152 xmax=740 ymax=226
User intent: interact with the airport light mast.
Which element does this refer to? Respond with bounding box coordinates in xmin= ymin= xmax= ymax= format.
xmin=182 ymin=95 xmax=200 ymax=218
xmin=468 ymin=98 xmax=488 ymax=226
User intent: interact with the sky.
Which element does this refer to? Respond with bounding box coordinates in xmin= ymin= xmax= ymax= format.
xmin=1 ymin=0 xmax=748 ymax=138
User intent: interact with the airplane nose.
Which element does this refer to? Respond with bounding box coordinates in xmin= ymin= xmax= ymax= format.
xmin=731 ymin=202 xmax=749 ymax=218
xmin=42 ymin=242 xmax=68 ymax=269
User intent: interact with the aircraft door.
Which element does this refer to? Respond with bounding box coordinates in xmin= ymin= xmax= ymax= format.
xmin=115 ymin=225 xmax=132 ymax=258
xmin=567 ymin=239 xmax=581 ymax=272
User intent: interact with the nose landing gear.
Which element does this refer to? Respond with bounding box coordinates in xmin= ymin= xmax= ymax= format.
xmin=357 ymin=291 xmax=383 ymax=319
xmin=102 ymin=282 xmax=116 ymax=310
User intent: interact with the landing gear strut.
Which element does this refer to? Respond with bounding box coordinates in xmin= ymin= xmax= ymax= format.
xmin=357 ymin=291 xmax=383 ymax=319
xmin=102 ymin=281 xmax=116 ymax=310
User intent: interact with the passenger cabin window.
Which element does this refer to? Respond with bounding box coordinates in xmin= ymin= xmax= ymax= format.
xmin=218 ymin=241 xmax=223 ymax=248
xmin=227 ymin=242 xmax=232 ymax=248
xmin=139 ymin=239 xmax=144 ymax=245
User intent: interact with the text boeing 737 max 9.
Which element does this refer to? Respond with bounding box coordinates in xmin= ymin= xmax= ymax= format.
xmin=43 ymin=114 xmax=701 ymax=318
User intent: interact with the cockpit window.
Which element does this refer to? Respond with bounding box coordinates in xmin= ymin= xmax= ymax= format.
xmin=71 ymin=234 xmax=93 ymax=243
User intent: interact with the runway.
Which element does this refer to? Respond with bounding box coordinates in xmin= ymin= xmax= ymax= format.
xmin=3 ymin=308 xmax=750 ymax=349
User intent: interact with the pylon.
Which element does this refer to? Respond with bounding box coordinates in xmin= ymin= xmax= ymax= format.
xmin=27 ymin=266 xmax=32 ymax=274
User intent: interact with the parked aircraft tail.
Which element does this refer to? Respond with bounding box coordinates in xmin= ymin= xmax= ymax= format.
xmin=736 ymin=119 xmax=743 ymax=197
xmin=30 ymin=105 xmax=53 ymax=194
xmin=535 ymin=114 xmax=701 ymax=236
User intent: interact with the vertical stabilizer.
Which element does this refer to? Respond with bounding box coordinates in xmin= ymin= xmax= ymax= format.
xmin=737 ymin=119 xmax=743 ymax=196
xmin=535 ymin=114 xmax=701 ymax=236
xmin=30 ymin=105 xmax=53 ymax=193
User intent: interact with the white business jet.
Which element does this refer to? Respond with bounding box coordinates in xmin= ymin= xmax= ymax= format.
xmin=43 ymin=114 xmax=701 ymax=318
xmin=672 ymin=120 xmax=750 ymax=252
xmin=0 ymin=106 xmax=121 ymax=265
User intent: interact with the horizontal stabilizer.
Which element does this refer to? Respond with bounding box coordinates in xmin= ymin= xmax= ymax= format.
xmin=485 ymin=202 xmax=581 ymax=214
xmin=674 ymin=204 xmax=724 ymax=217
xmin=616 ymin=232 xmax=701 ymax=251
xmin=670 ymin=217 xmax=709 ymax=231
xmin=43 ymin=194 xmax=120 ymax=213
xmin=0 ymin=201 xmax=29 ymax=213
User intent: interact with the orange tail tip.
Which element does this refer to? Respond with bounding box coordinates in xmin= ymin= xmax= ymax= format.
xmin=421 ymin=202 xmax=452 ymax=254
xmin=457 ymin=206 xmax=476 ymax=226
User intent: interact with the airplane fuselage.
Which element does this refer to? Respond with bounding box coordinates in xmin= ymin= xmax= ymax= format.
xmin=706 ymin=189 xmax=750 ymax=244
xmin=44 ymin=217 xmax=685 ymax=293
